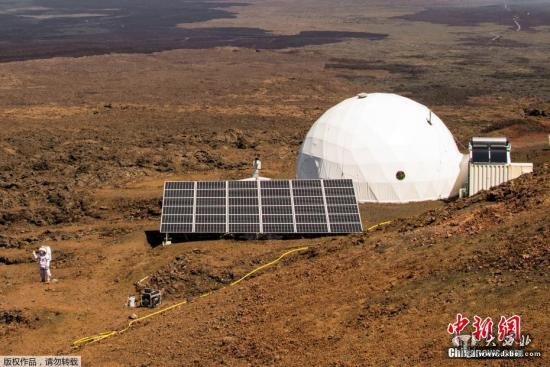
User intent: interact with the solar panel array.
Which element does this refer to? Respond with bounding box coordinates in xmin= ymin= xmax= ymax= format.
xmin=160 ymin=179 xmax=362 ymax=234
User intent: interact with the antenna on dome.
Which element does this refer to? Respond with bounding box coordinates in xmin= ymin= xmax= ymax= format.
xmin=427 ymin=110 xmax=433 ymax=125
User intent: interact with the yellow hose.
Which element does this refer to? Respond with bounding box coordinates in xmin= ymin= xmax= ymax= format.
xmin=367 ymin=220 xmax=391 ymax=231
xmin=230 ymin=246 xmax=308 ymax=287
xmin=72 ymin=221 xmax=390 ymax=348
xmin=72 ymin=246 xmax=308 ymax=348
xmin=136 ymin=275 xmax=149 ymax=286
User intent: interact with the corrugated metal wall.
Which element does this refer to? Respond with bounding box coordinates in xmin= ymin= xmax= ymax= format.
xmin=468 ymin=163 xmax=533 ymax=196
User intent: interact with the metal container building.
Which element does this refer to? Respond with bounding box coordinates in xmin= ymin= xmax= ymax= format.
xmin=468 ymin=162 xmax=533 ymax=196
xmin=467 ymin=137 xmax=533 ymax=196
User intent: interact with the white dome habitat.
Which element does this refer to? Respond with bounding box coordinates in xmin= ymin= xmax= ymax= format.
xmin=296 ymin=93 xmax=468 ymax=203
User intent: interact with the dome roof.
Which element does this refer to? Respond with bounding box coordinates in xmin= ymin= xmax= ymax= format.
xmin=296 ymin=93 xmax=468 ymax=203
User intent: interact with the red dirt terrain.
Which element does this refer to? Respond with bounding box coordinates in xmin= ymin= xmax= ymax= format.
xmin=80 ymin=167 xmax=550 ymax=366
xmin=1 ymin=165 xmax=548 ymax=366
xmin=1 ymin=0 xmax=550 ymax=365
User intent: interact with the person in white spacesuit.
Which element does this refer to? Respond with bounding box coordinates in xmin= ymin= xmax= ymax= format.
xmin=32 ymin=246 xmax=52 ymax=283
xmin=252 ymin=157 xmax=262 ymax=178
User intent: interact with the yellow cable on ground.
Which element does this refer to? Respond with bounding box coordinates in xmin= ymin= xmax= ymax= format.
xmin=72 ymin=221 xmax=390 ymax=348
xmin=72 ymin=246 xmax=309 ymax=348
xmin=367 ymin=220 xmax=391 ymax=231
xmin=72 ymin=331 xmax=117 ymax=346
xmin=230 ymin=246 xmax=309 ymax=287
xmin=136 ymin=275 xmax=149 ymax=286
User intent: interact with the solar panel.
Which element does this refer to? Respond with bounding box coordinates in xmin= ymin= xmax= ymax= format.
xmin=160 ymin=179 xmax=362 ymax=234
xmin=469 ymin=137 xmax=510 ymax=164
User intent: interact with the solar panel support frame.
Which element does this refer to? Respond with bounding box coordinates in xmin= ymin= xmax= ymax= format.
xmin=192 ymin=181 xmax=197 ymax=232
xmin=225 ymin=181 xmax=229 ymax=233
xmin=354 ymin=187 xmax=363 ymax=232
xmin=288 ymin=180 xmax=298 ymax=233
xmin=256 ymin=180 xmax=263 ymax=233
xmin=320 ymin=179 xmax=332 ymax=233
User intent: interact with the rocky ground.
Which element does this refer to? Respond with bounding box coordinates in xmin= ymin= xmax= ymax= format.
xmin=78 ymin=166 xmax=549 ymax=366
xmin=0 ymin=0 xmax=549 ymax=365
